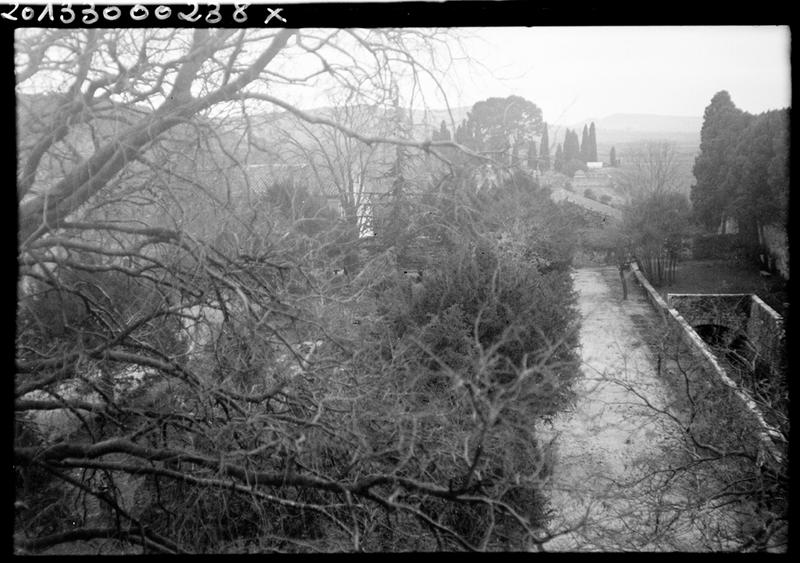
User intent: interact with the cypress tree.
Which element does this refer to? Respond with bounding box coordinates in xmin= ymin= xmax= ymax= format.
xmin=539 ymin=123 xmax=550 ymax=170
xmin=554 ymin=143 xmax=564 ymax=173
xmin=580 ymin=124 xmax=590 ymax=162
xmin=609 ymin=146 xmax=617 ymax=167
xmin=691 ymin=91 xmax=752 ymax=231
xmin=439 ymin=120 xmax=451 ymax=142
xmin=455 ymin=119 xmax=470 ymax=146
xmin=564 ymin=129 xmax=580 ymax=162
xmin=589 ymin=122 xmax=598 ymax=162
xmin=573 ymin=130 xmax=581 ymax=160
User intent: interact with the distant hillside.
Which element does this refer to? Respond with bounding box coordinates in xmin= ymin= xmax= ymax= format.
xmin=411 ymin=106 xmax=472 ymax=135
xmin=553 ymin=113 xmax=702 ymax=156
xmin=574 ymin=113 xmax=702 ymax=134
xmin=229 ymin=106 xmax=703 ymax=174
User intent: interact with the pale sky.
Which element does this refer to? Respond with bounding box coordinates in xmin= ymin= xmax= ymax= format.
xmin=13 ymin=3 xmax=791 ymax=126
xmin=441 ymin=26 xmax=791 ymax=124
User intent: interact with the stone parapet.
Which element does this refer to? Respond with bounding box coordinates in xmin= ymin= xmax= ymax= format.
xmin=629 ymin=263 xmax=784 ymax=466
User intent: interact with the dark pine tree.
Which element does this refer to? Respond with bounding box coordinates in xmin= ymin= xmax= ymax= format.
xmin=589 ymin=122 xmax=598 ymax=162
xmin=455 ymin=119 xmax=471 ymax=146
xmin=539 ymin=123 xmax=550 ymax=171
xmin=727 ymin=108 xmax=789 ymax=242
xmin=609 ymin=146 xmax=617 ymax=167
xmin=580 ymin=124 xmax=590 ymax=162
xmin=691 ymin=90 xmax=752 ymax=231
xmin=438 ymin=120 xmax=451 ymax=142
xmin=554 ymin=143 xmax=564 ymax=173
xmin=563 ymin=129 xmax=581 ymax=162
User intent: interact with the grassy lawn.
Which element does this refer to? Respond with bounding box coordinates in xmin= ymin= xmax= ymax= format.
xmin=651 ymin=258 xmax=788 ymax=316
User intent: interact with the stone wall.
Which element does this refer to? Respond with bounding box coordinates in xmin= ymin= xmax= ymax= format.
xmin=667 ymin=293 xmax=751 ymax=336
xmin=629 ymin=263 xmax=783 ymax=465
xmin=667 ymin=293 xmax=785 ymax=379
xmin=747 ymin=295 xmax=786 ymax=376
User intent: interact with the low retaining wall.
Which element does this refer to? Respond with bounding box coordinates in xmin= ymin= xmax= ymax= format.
xmin=629 ymin=263 xmax=783 ymax=465
xmin=666 ymin=293 xmax=785 ymax=379
xmin=667 ymin=294 xmax=751 ymax=335
xmin=748 ymin=295 xmax=786 ymax=376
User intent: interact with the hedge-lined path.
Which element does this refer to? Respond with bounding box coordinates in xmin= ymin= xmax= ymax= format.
xmin=539 ymin=266 xmax=731 ymax=551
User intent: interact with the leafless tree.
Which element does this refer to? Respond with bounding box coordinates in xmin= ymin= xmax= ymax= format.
xmin=618 ymin=141 xmax=684 ymax=202
xmin=584 ymin=319 xmax=788 ymax=551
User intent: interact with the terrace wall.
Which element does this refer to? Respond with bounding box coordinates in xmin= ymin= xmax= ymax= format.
xmin=667 ymin=293 xmax=785 ymax=379
xmin=747 ymin=295 xmax=786 ymax=376
xmin=629 ymin=264 xmax=783 ymax=465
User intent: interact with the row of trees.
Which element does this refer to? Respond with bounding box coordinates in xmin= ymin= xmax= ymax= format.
xmin=432 ymin=95 xmax=545 ymax=167
xmin=552 ymin=123 xmax=599 ymax=177
xmin=690 ymin=90 xmax=789 ymax=241
xmin=430 ymin=105 xmax=614 ymax=181
xmin=431 ymin=99 xmax=557 ymax=173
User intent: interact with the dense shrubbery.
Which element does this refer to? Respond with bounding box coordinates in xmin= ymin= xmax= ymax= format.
xmin=14 ymin=27 xmax=589 ymax=555
xmin=348 ymin=172 xmax=583 ymax=547
xmin=412 ymin=244 xmax=576 ymax=380
xmin=554 ymin=201 xmax=620 ymax=266
xmin=17 ymin=137 xmax=581 ymax=552
xmin=19 ymin=265 xmax=184 ymax=358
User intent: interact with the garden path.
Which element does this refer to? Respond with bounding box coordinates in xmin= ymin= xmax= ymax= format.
xmin=539 ymin=266 xmax=722 ymax=551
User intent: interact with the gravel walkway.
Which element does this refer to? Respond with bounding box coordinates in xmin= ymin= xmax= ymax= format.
xmin=539 ymin=267 xmax=714 ymax=551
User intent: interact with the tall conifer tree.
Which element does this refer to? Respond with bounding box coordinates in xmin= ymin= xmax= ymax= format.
xmin=691 ymin=91 xmax=752 ymax=231
xmin=563 ymin=129 xmax=580 ymax=162
xmin=539 ymin=123 xmax=550 ymax=171
xmin=580 ymin=124 xmax=590 ymax=162
xmin=438 ymin=120 xmax=451 ymax=141
xmin=589 ymin=122 xmax=598 ymax=161
xmin=554 ymin=143 xmax=564 ymax=173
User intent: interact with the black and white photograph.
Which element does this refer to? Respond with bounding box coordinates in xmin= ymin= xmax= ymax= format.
xmin=11 ymin=4 xmax=790 ymax=553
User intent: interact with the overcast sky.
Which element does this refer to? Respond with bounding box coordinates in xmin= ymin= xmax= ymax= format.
xmin=14 ymin=11 xmax=791 ymax=127
xmin=442 ymin=26 xmax=791 ymax=125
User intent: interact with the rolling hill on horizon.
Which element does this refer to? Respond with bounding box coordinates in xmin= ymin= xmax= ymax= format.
xmin=568 ymin=113 xmax=702 ymax=134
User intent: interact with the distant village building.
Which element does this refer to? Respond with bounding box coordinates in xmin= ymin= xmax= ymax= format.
xmin=586 ymin=161 xmax=604 ymax=170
